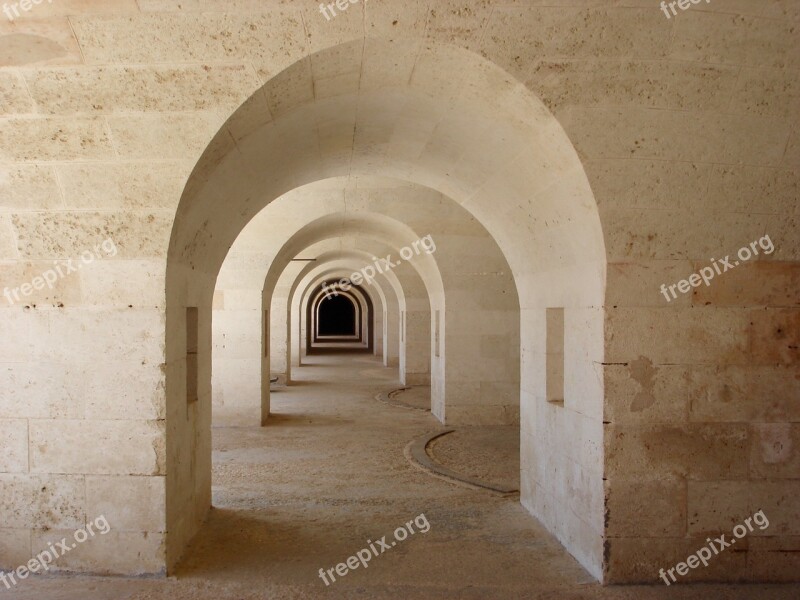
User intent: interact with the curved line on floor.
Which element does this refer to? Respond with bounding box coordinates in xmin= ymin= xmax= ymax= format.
xmin=404 ymin=429 xmax=519 ymax=496
xmin=374 ymin=387 xmax=430 ymax=412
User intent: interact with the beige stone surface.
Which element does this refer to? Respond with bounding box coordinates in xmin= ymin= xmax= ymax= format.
xmin=29 ymin=420 xmax=165 ymax=475
xmin=749 ymin=308 xmax=800 ymax=365
xmin=605 ymin=423 xmax=750 ymax=480
xmin=0 ymin=117 xmax=113 ymax=161
xmin=750 ymin=423 xmax=800 ymax=479
xmin=687 ymin=365 xmax=800 ymax=423
xmin=604 ymin=536 xmax=748 ymax=584
xmin=0 ymin=19 xmax=84 ymax=67
xmin=106 ymin=113 xmax=224 ymax=160
xmin=85 ymin=475 xmax=165 ymax=532
xmin=24 ymin=65 xmax=255 ymax=114
xmin=604 ymin=362 xmax=689 ymax=425
xmin=0 ymin=473 xmax=85 ymax=529
xmin=605 ymin=307 xmax=751 ymax=364
xmin=0 ymin=418 xmax=28 ymax=472
xmin=605 ymin=478 xmax=687 ymax=538
xmin=31 ymin=529 xmax=166 ymax=575
xmin=0 ymin=527 xmax=31 ymax=571
xmin=0 ymin=361 xmax=83 ymax=419
xmin=11 ymin=211 xmax=171 ymax=259
xmin=0 ymin=0 xmax=796 ymax=586
xmin=0 ymin=165 xmax=63 ymax=212
xmin=0 ymin=72 xmax=33 ymax=114
xmin=56 ymin=162 xmax=191 ymax=211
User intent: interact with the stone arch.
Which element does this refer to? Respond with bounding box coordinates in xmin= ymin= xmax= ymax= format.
xmin=308 ymin=283 xmax=370 ymax=345
xmin=166 ymin=38 xmax=606 ymax=576
xmin=299 ymin=269 xmax=386 ymax=357
xmin=259 ymin=218 xmax=439 ymax=419
xmin=285 ymin=252 xmax=403 ymax=373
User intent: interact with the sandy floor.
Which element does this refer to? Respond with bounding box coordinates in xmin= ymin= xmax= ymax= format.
xmin=2 ymin=353 xmax=798 ymax=599
xmin=428 ymin=426 xmax=520 ymax=491
xmin=387 ymin=385 xmax=430 ymax=410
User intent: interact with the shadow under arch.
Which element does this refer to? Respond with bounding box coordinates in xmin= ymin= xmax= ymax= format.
xmin=166 ymin=37 xmax=607 ymax=579
xmin=287 ymin=251 xmax=404 ymax=373
xmin=307 ymin=282 xmax=373 ymax=351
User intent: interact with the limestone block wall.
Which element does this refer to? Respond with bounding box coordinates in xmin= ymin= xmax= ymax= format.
xmin=269 ymin=265 xmax=301 ymax=380
xmin=520 ymin=303 xmax=605 ymax=579
xmin=530 ymin=5 xmax=800 ymax=582
xmin=400 ymin=306 xmax=432 ymax=386
xmin=212 ymin=258 xmax=263 ymax=425
xmin=441 ymin=236 xmax=520 ymax=425
xmin=0 ymin=0 xmax=796 ymax=583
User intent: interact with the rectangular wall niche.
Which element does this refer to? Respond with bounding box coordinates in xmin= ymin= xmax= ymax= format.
xmin=546 ymin=307 xmax=564 ymax=405
xmin=186 ymin=307 xmax=199 ymax=404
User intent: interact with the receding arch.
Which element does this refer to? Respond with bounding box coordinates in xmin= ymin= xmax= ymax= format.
xmin=307 ymin=282 xmax=373 ymax=350
xmin=278 ymin=239 xmax=434 ymax=398
xmin=287 ymin=252 xmax=402 ymax=371
xmin=213 ymin=176 xmax=517 ymax=416
xmin=256 ymin=212 xmax=444 ymax=413
xmin=166 ymin=38 xmax=606 ymax=578
xmin=314 ymin=289 xmax=358 ymax=338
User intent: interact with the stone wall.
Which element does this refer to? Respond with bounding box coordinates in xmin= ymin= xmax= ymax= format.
xmin=0 ymin=0 xmax=796 ymax=583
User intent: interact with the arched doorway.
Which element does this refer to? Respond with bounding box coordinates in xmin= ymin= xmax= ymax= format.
xmin=166 ymin=39 xmax=606 ymax=578
xmin=317 ymin=292 xmax=357 ymax=337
